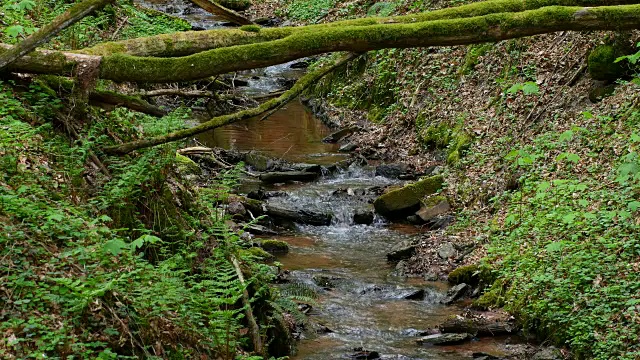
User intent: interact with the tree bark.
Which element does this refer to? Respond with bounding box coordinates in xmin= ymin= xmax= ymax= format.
xmin=188 ymin=0 xmax=254 ymax=25
xmin=0 ymin=0 xmax=114 ymax=71
xmin=5 ymin=4 xmax=640 ymax=83
xmin=79 ymin=0 xmax=640 ymax=58
xmin=137 ymin=88 xmax=219 ymax=98
xmin=102 ymin=52 xmax=360 ymax=154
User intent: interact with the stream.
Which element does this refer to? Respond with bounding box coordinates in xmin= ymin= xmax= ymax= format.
xmin=135 ymin=1 xmax=518 ymax=358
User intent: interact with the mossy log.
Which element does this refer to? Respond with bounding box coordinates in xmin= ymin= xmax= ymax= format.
xmin=188 ymin=0 xmax=254 ymax=25
xmin=6 ymin=4 xmax=640 ymax=83
xmin=103 ymin=52 xmax=360 ymax=154
xmin=0 ymin=0 xmax=114 ymax=71
xmin=78 ymin=0 xmax=640 ymax=58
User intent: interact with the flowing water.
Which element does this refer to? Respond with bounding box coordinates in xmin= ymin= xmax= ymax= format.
xmin=135 ymin=2 xmax=517 ymax=358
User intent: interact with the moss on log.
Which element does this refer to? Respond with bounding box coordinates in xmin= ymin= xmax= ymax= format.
xmin=79 ymin=0 xmax=640 ymax=58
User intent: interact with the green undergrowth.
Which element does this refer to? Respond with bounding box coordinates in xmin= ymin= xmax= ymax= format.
xmin=477 ymin=109 xmax=640 ymax=359
xmin=1 ymin=0 xmax=189 ymax=47
xmin=0 ymin=73 xmax=291 ymax=360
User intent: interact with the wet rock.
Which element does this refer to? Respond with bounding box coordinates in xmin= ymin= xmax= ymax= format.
xmin=323 ymin=126 xmax=356 ymax=143
xmin=404 ymin=289 xmax=426 ymax=300
xmin=227 ymin=201 xmax=246 ymax=217
xmin=353 ymin=209 xmax=374 ymax=225
xmin=373 ymin=175 xmax=444 ymax=218
xmin=416 ymin=332 xmax=471 ymax=346
xmin=532 ymin=347 xmax=563 ymax=360
xmin=312 ymin=322 xmax=333 ymax=334
xmin=265 ymin=205 xmax=332 ymax=226
xmin=375 ymin=163 xmax=410 ymax=179
xmin=441 ymin=283 xmax=469 ymax=305
xmin=254 ymin=17 xmax=282 ymax=26
xmin=244 ymin=224 xmax=278 ymax=235
xmin=386 ymin=240 xmax=417 ymax=261
xmin=416 ymin=196 xmax=450 ymax=222
xmin=424 ymin=271 xmax=439 ymax=281
xmin=339 ymin=143 xmax=358 ymax=152
xmin=259 ymin=239 xmax=289 ymax=253
xmin=289 ymin=163 xmax=322 ymax=173
xmin=231 ymin=78 xmax=249 ymax=87
xmin=349 ymin=348 xmax=380 ymax=359
xmin=259 ymin=171 xmax=319 ymax=184
xmin=312 ymin=274 xmax=343 ymax=289
xmin=426 ymin=214 xmax=455 ymax=229
xmin=406 ymin=215 xmax=422 ymax=224
xmin=289 ymin=60 xmax=309 ymax=69
xmin=191 ymin=25 xmax=206 ymax=31
xmin=473 ymin=352 xmax=504 ymax=360
xmin=245 ymin=152 xmax=272 ymax=171
xmin=437 ymin=242 xmax=457 ymax=259
xmin=394 ymin=260 xmax=409 ymax=277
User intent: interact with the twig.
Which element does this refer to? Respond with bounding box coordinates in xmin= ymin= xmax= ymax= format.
xmin=566 ymin=63 xmax=587 ymax=86
xmin=230 ymin=254 xmax=263 ymax=355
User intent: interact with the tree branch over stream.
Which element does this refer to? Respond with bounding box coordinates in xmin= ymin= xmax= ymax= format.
xmin=4 ymin=4 xmax=640 ymax=83
xmin=103 ymin=52 xmax=361 ymax=155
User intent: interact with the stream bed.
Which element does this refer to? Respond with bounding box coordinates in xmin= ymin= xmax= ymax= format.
xmin=134 ymin=2 xmax=520 ymax=358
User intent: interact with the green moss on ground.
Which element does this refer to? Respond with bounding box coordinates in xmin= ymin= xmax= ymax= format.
xmin=373 ymin=175 xmax=444 ymax=216
xmin=241 ymin=246 xmax=276 ymax=261
xmin=588 ymin=44 xmax=627 ymax=81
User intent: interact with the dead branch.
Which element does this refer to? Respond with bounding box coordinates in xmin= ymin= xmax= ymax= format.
xmin=188 ymin=0 xmax=254 ymax=25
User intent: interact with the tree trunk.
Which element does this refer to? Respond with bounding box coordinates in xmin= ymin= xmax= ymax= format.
xmin=6 ymin=4 xmax=640 ymax=83
xmin=188 ymin=0 xmax=254 ymax=25
xmin=78 ymin=0 xmax=640 ymax=58
xmin=0 ymin=0 xmax=114 ymax=71
xmin=102 ymin=52 xmax=360 ymax=154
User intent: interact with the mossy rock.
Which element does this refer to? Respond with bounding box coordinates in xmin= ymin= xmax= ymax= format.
xmin=448 ymin=264 xmax=493 ymax=286
xmin=472 ymin=279 xmax=507 ymax=310
xmin=259 ymin=239 xmax=290 ymax=253
xmin=373 ymin=175 xmax=444 ymax=217
xmin=175 ymin=153 xmax=202 ymax=175
xmin=218 ymin=0 xmax=251 ymax=11
xmin=241 ymin=247 xmax=275 ymax=261
xmin=420 ymin=122 xmax=451 ymax=150
xmin=245 ymin=152 xmax=271 ymax=171
xmin=588 ymin=44 xmax=627 ymax=81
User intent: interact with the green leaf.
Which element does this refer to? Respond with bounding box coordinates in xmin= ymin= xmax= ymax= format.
xmin=628 ymin=201 xmax=640 ymax=211
xmin=506 ymin=83 xmax=523 ymax=94
xmin=558 ymin=130 xmax=574 ymax=142
xmin=546 ymin=242 xmax=564 ymax=253
xmin=103 ymin=239 xmax=127 ymax=256
xmin=5 ymin=25 xmax=24 ymax=38
xmin=581 ymin=111 xmax=594 ymax=119
xmin=522 ymin=82 xmax=540 ymax=95
xmin=565 ymin=153 xmax=580 ymax=163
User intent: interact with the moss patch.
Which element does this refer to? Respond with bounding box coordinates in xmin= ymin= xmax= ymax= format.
xmin=175 ymin=153 xmax=202 ymax=175
xmin=259 ymin=239 xmax=290 ymax=253
xmin=241 ymin=247 xmax=275 ymax=261
xmin=588 ymin=44 xmax=628 ymax=81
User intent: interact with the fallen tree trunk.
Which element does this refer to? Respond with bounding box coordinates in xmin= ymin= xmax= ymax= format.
xmin=0 ymin=0 xmax=114 ymax=71
xmin=237 ymin=196 xmax=333 ymax=225
xmin=6 ymin=4 xmax=640 ymax=83
xmin=136 ymin=88 xmax=218 ymax=98
xmin=103 ymin=52 xmax=360 ymax=154
xmin=188 ymin=0 xmax=254 ymax=25
xmin=76 ymin=0 xmax=640 ymax=58
xmin=89 ymin=90 xmax=167 ymax=117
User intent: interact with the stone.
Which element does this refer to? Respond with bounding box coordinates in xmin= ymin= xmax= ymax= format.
xmin=373 ymin=175 xmax=444 ymax=218
xmin=245 ymin=152 xmax=272 ymax=171
xmin=349 ymin=348 xmax=380 ymax=359
xmin=323 ymin=127 xmax=356 ymax=143
xmin=416 ymin=333 xmax=471 ymax=346
xmin=313 ymin=274 xmax=343 ymax=289
xmin=416 ymin=196 xmax=450 ymax=222
xmin=386 ymin=240 xmax=417 ymax=261
xmin=532 ymin=347 xmax=563 ymax=360
xmin=588 ymin=44 xmax=629 ymax=81
xmin=375 ymin=163 xmax=410 ymax=179
xmin=227 ymin=201 xmax=246 ymax=217
xmin=404 ymin=289 xmax=426 ymax=300
xmin=426 ymin=214 xmax=455 ymax=230
xmin=175 ymin=153 xmax=202 ymax=175
xmin=394 ymin=260 xmax=409 ymax=277
xmin=353 ymin=209 xmax=374 ymax=225
xmin=424 ymin=271 xmax=439 ymax=281
xmin=406 ymin=215 xmax=423 ymax=224
xmin=437 ymin=242 xmax=457 ymax=259
xmin=289 ymin=60 xmax=309 ymax=69
xmin=441 ymin=283 xmax=469 ymax=305
xmin=259 ymin=171 xmax=319 ymax=184
xmin=259 ymin=239 xmax=290 ymax=253
xmin=338 ymin=143 xmax=358 ymax=152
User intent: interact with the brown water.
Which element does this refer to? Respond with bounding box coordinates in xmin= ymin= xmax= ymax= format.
xmin=198 ymin=101 xmax=344 ymax=165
